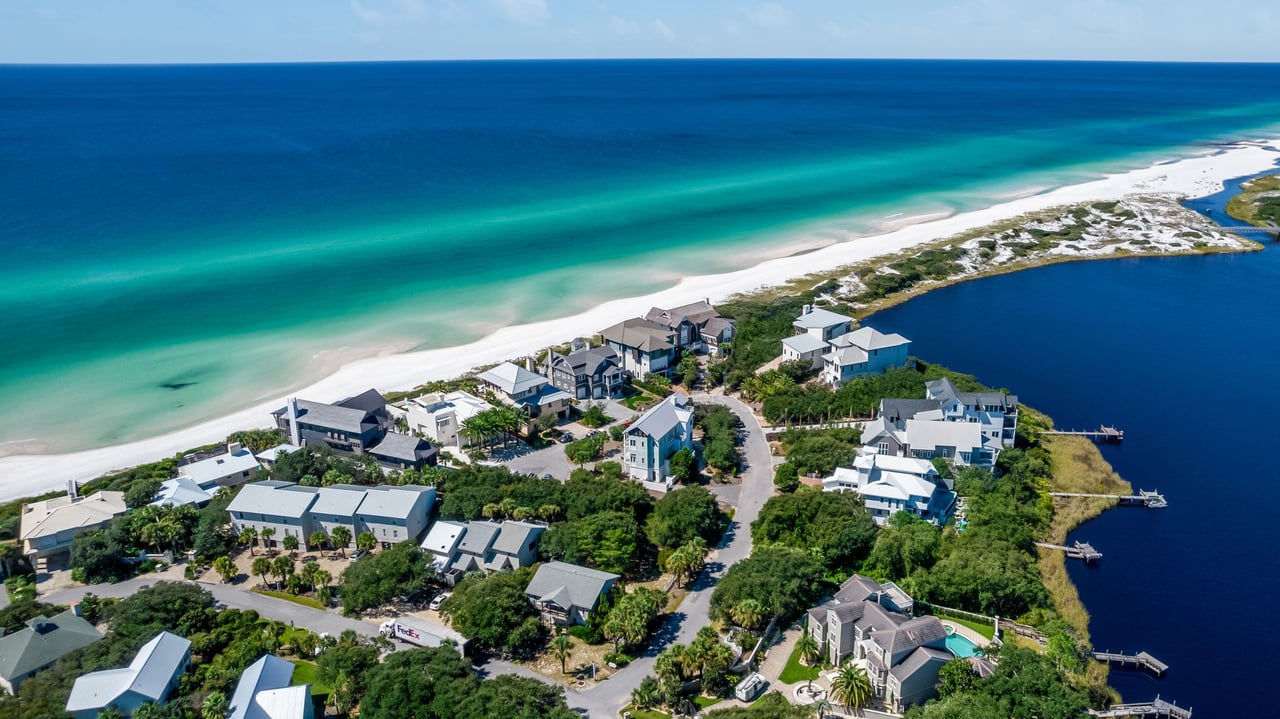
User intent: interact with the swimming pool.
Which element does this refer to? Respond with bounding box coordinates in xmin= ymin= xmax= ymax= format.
xmin=944 ymin=630 xmax=983 ymax=658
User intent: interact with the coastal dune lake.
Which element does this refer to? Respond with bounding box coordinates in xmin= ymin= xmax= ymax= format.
xmin=870 ymin=183 xmax=1280 ymax=715
xmin=4 ymin=60 xmax=1280 ymax=453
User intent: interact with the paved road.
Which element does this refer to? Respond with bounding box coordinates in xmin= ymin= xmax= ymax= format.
xmin=574 ymin=393 xmax=775 ymax=716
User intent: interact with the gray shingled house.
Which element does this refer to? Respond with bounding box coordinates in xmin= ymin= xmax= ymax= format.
xmin=524 ymin=561 xmax=619 ymax=626
xmin=0 ymin=610 xmax=103 ymax=694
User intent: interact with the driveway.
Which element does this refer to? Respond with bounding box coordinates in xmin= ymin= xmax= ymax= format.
xmin=501 ymin=441 xmax=577 ymax=479
xmin=575 ymin=393 xmax=775 ymax=716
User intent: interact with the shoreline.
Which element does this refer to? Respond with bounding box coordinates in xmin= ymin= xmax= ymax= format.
xmin=1 ymin=140 xmax=1278 ymax=502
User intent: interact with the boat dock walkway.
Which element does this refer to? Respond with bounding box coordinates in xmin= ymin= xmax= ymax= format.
xmin=1088 ymin=697 xmax=1191 ymax=719
xmin=1043 ymin=425 xmax=1124 ymax=442
xmin=1049 ymin=489 xmax=1167 ymax=508
xmin=1091 ymin=650 xmax=1169 ymax=677
xmin=1035 ymin=540 xmax=1103 ymax=562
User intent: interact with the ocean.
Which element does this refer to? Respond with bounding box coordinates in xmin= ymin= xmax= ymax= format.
xmin=869 ymin=175 xmax=1280 ymax=717
xmin=4 ymin=59 xmax=1280 ymax=453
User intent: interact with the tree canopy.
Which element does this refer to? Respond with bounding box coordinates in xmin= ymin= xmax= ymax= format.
xmin=710 ymin=546 xmax=829 ymax=622
xmin=751 ymin=487 xmax=877 ymax=569
xmin=340 ymin=541 xmax=437 ymax=614
xmin=646 ymin=486 xmax=728 ymax=549
xmin=440 ymin=567 xmax=544 ymax=657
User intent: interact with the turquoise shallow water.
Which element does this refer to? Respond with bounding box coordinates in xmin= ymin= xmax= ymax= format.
xmin=3 ymin=60 xmax=1280 ymax=453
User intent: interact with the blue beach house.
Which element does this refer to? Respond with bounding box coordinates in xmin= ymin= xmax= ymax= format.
xmin=821 ymin=327 xmax=912 ymax=388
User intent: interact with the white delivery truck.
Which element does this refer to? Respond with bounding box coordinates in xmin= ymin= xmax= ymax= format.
xmin=378 ymin=616 xmax=470 ymax=656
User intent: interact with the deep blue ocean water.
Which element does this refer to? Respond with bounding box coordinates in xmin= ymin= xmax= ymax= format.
xmin=870 ymin=172 xmax=1280 ymax=717
xmin=3 ymin=59 xmax=1280 ymax=451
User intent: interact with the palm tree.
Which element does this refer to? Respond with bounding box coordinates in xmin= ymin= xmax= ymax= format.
xmin=810 ymin=697 xmax=833 ymax=719
xmin=551 ymin=633 xmax=574 ymax=674
xmin=794 ymin=630 xmax=822 ymax=690
xmin=283 ymin=535 xmax=299 ymax=556
xmin=201 ymin=691 xmax=229 ymax=719
xmin=239 ymin=527 xmax=257 ymax=556
xmin=300 ymin=561 xmax=323 ymax=592
xmin=271 ymin=555 xmax=294 ymax=590
xmin=260 ymin=527 xmax=276 ymax=549
xmin=631 ymin=676 xmax=661 ymax=710
xmin=536 ymin=504 xmax=562 ymax=522
xmin=357 ymin=531 xmax=377 ymax=553
xmin=730 ymin=599 xmax=766 ymax=631
xmin=252 ymin=556 xmax=272 ymax=588
xmin=212 ymin=556 xmax=237 ymax=584
xmin=309 ymin=530 xmax=329 ymax=552
xmin=314 ymin=568 xmax=332 ymax=591
xmin=829 ymin=662 xmax=873 ymax=716
xmin=330 ymin=526 xmax=352 ymax=555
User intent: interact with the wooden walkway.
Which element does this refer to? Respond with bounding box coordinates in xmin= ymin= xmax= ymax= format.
xmin=1043 ymin=425 xmax=1124 ymax=442
xmin=1049 ymin=489 xmax=1167 ymax=508
xmin=1035 ymin=540 xmax=1102 ymax=562
xmin=1088 ymin=697 xmax=1191 ymax=719
xmin=1092 ymin=650 xmax=1169 ymax=677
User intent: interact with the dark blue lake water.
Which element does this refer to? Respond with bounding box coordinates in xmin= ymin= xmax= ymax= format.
xmin=870 ymin=170 xmax=1280 ymax=716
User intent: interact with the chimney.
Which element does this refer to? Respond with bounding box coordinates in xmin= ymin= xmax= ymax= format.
xmin=287 ymin=398 xmax=302 ymax=447
xmin=802 ymin=304 xmax=812 ymax=315
xmin=67 ymin=479 xmax=78 ymax=500
xmin=70 ymin=601 xmax=83 ymax=617
xmin=525 ymin=356 xmax=535 ymax=372
xmin=227 ymin=441 xmax=243 ymax=456
xmin=544 ymin=347 xmax=553 ymax=376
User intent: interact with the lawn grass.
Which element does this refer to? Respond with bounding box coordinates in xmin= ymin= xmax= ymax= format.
xmin=622 ymin=706 xmax=669 ymax=719
xmin=288 ymin=660 xmax=332 ymax=694
xmin=935 ymin=613 xmax=995 ymax=640
xmin=694 ymin=696 xmax=723 ymax=709
xmin=778 ymin=641 xmax=820 ymax=684
xmin=251 ymin=587 xmax=326 ymax=610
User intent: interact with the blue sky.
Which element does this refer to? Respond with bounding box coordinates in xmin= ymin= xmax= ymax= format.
xmin=3 ymin=0 xmax=1278 ymax=64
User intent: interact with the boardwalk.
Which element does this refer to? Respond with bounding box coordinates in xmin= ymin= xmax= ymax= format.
xmin=1035 ymin=540 xmax=1102 ymax=562
xmin=1049 ymin=489 xmax=1167 ymax=508
xmin=1088 ymin=697 xmax=1192 ymax=719
xmin=1042 ymin=425 xmax=1124 ymax=442
xmin=1092 ymin=650 xmax=1169 ymax=677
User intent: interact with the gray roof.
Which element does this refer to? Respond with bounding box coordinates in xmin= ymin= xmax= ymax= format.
xmin=553 ymin=346 xmax=620 ymax=376
xmin=66 ymin=631 xmax=190 ymax=712
xmin=879 ymin=398 xmax=945 ymax=423
xmin=701 ymin=316 xmax=734 ymax=339
xmin=861 ymin=416 xmax=900 ymax=446
xmin=457 ymin=521 xmax=502 ymax=555
xmin=644 ymin=300 xmax=723 ymax=329
xmin=476 ymin=362 xmax=548 ymax=396
xmin=834 ymin=574 xmax=883 ymax=604
xmin=837 ymin=326 xmax=910 ymax=351
xmin=357 ymin=485 xmax=435 ymax=521
xmin=781 ymin=333 xmax=829 ymax=354
xmin=627 ymin=392 xmax=692 ymax=439
xmin=274 ymin=398 xmax=372 ymax=434
xmin=310 ymin=485 xmax=367 ymax=516
xmin=794 ymin=306 xmax=853 ymax=329
xmin=599 ymin=318 xmax=675 ymax=352
xmin=228 ymin=481 xmax=318 ymax=519
xmin=872 ymin=615 xmax=947 ymax=662
xmin=227 ymin=654 xmax=297 ymax=719
xmin=525 ymin=561 xmax=619 ymax=613
xmin=368 ymin=432 xmax=434 ymax=462
xmin=0 ymin=611 xmax=103 ymax=682
xmin=336 ymin=388 xmax=387 ymax=414
xmin=492 ymin=521 xmax=545 ymax=555
xmin=926 ymin=378 xmax=1017 ymax=410
xmin=178 ymin=448 xmax=261 ymax=485
xmin=889 ymin=646 xmax=952 ymax=682
xmin=832 ymin=603 xmax=865 ymax=622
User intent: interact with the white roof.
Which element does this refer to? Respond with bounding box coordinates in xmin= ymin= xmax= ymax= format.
xmin=836 ymin=326 xmax=911 ymax=351
xmin=855 ymin=453 xmax=937 ymax=478
xmin=903 ymin=419 xmax=984 ymax=452
xmin=824 ymin=345 xmax=869 ymax=367
xmin=781 ymin=333 xmax=829 ymax=354
xmin=475 ymin=362 xmax=547 ymax=396
xmin=66 ymin=631 xmax=190 ymax=712
xmin=20 ymin=491 xmax=127 ymax=541
xmin=228 ymin=655 xmax=299 ymax=719
xmin=178 ymin=448 xmax=261 ymax=486
xmin=227 ymin=482 xmax=318 ymax=520
xmin=627 ymin=392 xmax=693 ymax=439
xmin=249 ymin=686 xmax=312 ymax=719
xmin=421 ymin=520 xmax=467 ymax=561
xmin=310 ymin=485 xmax=367 ymax=517
xmin=257 ymin=444 xmax=298 ymax=462
xmin=824 ymin=467 xmax=862 ymax=489
xmin=409 ymin=391 xmax=490 ymax=421
xmin=794 ymin=306 xmax=853 ymax=329
xmin=357 ymin=485 xmax=435 ymax=521
xmin=868 ymin=470 xmax=939 ymax=500
xmin=150 ymin=477 xmax=213 ymax=508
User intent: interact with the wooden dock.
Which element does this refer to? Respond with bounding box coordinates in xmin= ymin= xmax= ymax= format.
xmin=1092 ymin=650 xmax=1169 ymax=677
xmin=1043 ymin=425 xmax=1124 ymax=442
xmin=1088 ymin=697 xmax=1191 ymax=719
xmin=1049 ymin=489 xmax=1167 ymax=508
xmin=1035 ymin=540 xmax=1102 ymax=562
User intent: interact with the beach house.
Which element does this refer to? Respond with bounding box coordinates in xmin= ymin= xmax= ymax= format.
xmin=824 ymin=454 xmax=956 ymax=526
xmin=475 ymin=361 xmax=572 ymax=421
xmin=821 ymin=327 xmax=912 ymax=388
xmin=861 ymin=417 xmax=1000 ymax=469
xmin=65 ymin=631 xmax=191 ymax=719
xmin=623 ymin=392 xmax=694 ymax=491
xmin=227 ymin=655 xmax=313 ymax=719
xmin=272 ymin=390 xmax=437 ymax=469
xmin=599 ymin=318 xmax=678 ymax=377
xmin=793 ymin=304 xmax=854 ymax=341
xmin=0 ymin=610 xmax=103 ymax=694
xmin=422 ymin=519 xmax=545 ymax=584
xmin=149 ymin=477 xmax=214 ymax=509
xmin=524 ymin=561 xmax=619 ymax=626
xmin=20 ymin=487 xmax=127 ymax=567
xmin=547 ymin=345 xmax=625 ymax=400
xmin=398 ymin=391 xmax=491 ymax=447
xmin=925 ymin=377 xmax=1020 ymax=447
xmin=176 ymin=442 xmax=262 ymax=489
xmin=227 ymin=480 xmax=436 ymax=549
xmin=805 ymin=576 xmax=950 ymax=712
xmin=642 ymin=299 xmax=736 ymax=356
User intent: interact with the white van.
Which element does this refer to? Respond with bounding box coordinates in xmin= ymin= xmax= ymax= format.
xmin=734 ymin=673 xmax=767 ymax=702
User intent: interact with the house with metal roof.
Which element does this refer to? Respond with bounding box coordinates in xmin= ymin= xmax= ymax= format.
xmin=623 ymin=392 xmax=694 ymax=491
xmin=599 ymin=317 xmax=679 ymax=377
xmin=901 ymin=419 xmax=1001 ymax=468
xmin=255 ymin=443 xmax=298 ymax=468
xmin=230 ymin=481 xmax=436 ymax=550
xmin=475 ymin=361 xmax=572 ymax=421
xmin=643 ymin=299 xmax=736 ymax=356
xmin=925 ymin=377 xmax=1020 ymax=447
xmin=425 ymin=520 xmax=545 ymax=584
xmin=398 ymin=391 xmax=491 ymax=447
xmin=269 ymin=390 xmax=436 ymax=470
xmin=824 ymin=453 xmax=957 ymax=526
xmin=0 ymin=610 xmax=103 ymax=694
xmin=525 ymin=561 xmax=619 ymax=626
xmin=780 ymin=332 xmax=830 ymax=370
xmin=805 ymin=576 xmax=951 ymax=712
xmin=227 ymin=654 xmax=313 ymax=719
xmin=65 ymin=631 xmax=191 ymax=719
xmin=366 ymin=432 xmax=438 ymax=470
xmin=176 ymin=443 xmax=262 ymax=489
xmin=793 ymin=304 xmax=854 ymax=341
xmin=20 ymin=489 xmax=127 ymax=564
xmin=227 ymin=481 xmax=320 ymax=549
xmin=547 ymin=346 xmax=625 ymax=400
xmin=821 ymin=326 xmax=911 ymax=388
xmin=355 ymin=485 xmax=436 ymax=547
xmin=149 ymin=477 xmax=214 ymax=509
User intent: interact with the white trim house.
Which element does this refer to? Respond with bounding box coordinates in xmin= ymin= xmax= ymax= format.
xmin=623 ymin=392 xmax=694 ymax=491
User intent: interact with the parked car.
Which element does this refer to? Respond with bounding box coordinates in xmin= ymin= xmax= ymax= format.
xmin=349 ymin=549 xmax=367 ymax=561
xmin=301 ymin=555 xmax=318 ymax=564
xmin=429 ymin=592 xmax=451 ymax=611
xmin=542 ymin=473 xmax=555 ymax=480
xmin=560 ymin=432 xmax=574 ymax=443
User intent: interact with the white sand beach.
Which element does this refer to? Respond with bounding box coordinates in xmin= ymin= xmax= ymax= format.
xmin=1 ymin=140 xmax=1277 ymax=502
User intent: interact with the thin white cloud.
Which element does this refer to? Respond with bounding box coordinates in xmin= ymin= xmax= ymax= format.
xmin=350 ymin=0 xmax=385 ymax=25
xmin=742 ymin=2 xmax=789 ymax=30
xmin=651 ymin=18 xmax=675 ymax=42
xmin=490 ymin=0 xmax=549 ymax=26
